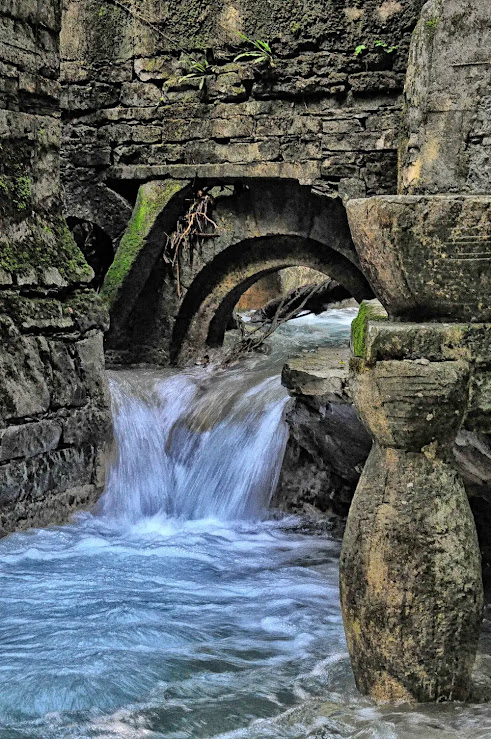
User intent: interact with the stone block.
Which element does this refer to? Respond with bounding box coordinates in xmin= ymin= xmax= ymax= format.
xmin=0 ymin=293 xmax=73 ymax=332
xmin=351 ymin=358 xmax=471 ymax=451
xmin=0 ymin=318 xmax=51 ymax=422
xmin=347 ymin=194 xmax=491 ymax=322
xmin=282 ymin=348 xmax=351 ymax=401
xmin=75 ymin=333 xmax=110 ymax=407
xmin=0 ymin=446 xmax=94 ymax=505
xmin=63 ymin=291 xmax=110 ymax=334
xmin=49 ymin=340 xmax=87 ymax=409
xmin=0 ymin=420 xmax=62 ymax=462
xmin=62 ymin=407 xmax=112 ymax=446
xmin=120 ymin=81 xmax=162 ymax=107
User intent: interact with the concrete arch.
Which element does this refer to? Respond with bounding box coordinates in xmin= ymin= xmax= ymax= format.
xmin=172 ymin=234 xmax=372 ymax=363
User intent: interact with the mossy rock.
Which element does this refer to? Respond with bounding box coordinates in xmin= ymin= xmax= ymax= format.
xmin=0 ymin=215 xmax=93 ymax=284
xmin=351 ymin=299 xmax=388 ymax=358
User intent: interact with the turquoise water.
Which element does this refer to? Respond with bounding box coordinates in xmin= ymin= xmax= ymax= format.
xmin=1 ymin=308 xmax=491 ymax=738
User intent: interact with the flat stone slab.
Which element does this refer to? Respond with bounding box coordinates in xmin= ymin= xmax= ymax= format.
xmin=362 ymin=321 xmax=491 ymax=364
xmin=282 ymin=346 xmax=350 ymax=401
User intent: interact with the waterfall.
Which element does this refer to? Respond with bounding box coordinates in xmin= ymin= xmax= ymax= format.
xmin=98 ymin=366 xmax=290 ymax=524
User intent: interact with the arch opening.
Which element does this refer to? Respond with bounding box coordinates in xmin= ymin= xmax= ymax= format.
xmin=171 ymin=234 xmax=373 ymax=363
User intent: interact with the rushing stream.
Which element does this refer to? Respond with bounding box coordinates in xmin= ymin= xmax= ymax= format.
xmin=1 ymin=308 xmax=491 ymax=738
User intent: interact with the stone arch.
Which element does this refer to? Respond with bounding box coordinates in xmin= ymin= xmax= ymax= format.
xmin=171 ymin=234 xmax=372 ymax=363
xmin=103 ymin=178 xmax=374 ymax=365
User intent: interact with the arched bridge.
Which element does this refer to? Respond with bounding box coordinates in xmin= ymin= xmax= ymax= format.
xmin=100 ymin=178 xmax=373 ymax=365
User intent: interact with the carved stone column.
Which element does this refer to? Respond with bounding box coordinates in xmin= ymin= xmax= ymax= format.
xmin=339 ymin=0 xmax=490 ymax=703
xmin=340 ymin=330 xmax=483 ymax=702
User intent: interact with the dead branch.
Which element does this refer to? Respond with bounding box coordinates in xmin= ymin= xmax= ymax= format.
xmin=251 ymin=279 xmax=351 ymax=323
xmin=223 ymin=280 xmax=333 ymax=364
xmin=164 ymin=190 xmax=219 ymax=296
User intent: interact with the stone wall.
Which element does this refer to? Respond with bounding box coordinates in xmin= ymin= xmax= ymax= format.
xmin=60 ymin=0 xmax=425 ymax=241
xmin=0 ymin=0 xmax=112 ymax=533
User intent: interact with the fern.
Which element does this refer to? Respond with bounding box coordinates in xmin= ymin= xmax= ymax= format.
xmin=179 ymin=59 xmax=214 ymax=90
xmin=234 ymin=33 xmax=275 ymax=67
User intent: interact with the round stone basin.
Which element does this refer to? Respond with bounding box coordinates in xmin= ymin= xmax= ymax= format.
xmin=346 ymin=195 xmax=491 ymax=322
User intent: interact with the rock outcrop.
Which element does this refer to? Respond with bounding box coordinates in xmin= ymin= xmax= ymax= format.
xmin=273 ymin=347 xmax=371 ymax=519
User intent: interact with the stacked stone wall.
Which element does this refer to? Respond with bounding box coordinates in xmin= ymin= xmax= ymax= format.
xmin=0 ymin=0 xmax=112 ymax=533
xmin=60 ymin=0 xmax=425 ymax=234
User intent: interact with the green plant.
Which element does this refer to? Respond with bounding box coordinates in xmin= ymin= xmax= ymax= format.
xmin=179 ymin=59 xmax=215 ymax=90
xmin=234 ymin=33 xmax=275 ymax=67
xmin=374 ymin=39 xmax=398 ymax=53
xmin=355 ymin=40 xmax=398 ymax=56
xmin=426 ymin=18 xmax=439 ymax=38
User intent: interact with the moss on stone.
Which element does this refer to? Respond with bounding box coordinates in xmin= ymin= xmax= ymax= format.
xmin=101 ymin=179 xmax=183 ymax=309
xmin=13 ymin=175 xmax=31 ymax=211
xmin=351 ymin=299 xmax=388 ymax=358
xmin=0 ymin=215 xmax=93 ymax=283
xmin=425 ymin=17 xmax=439 ymax=40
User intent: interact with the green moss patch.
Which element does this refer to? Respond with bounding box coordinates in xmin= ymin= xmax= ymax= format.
xmin=0 ymin=215 xmax=93 ymax=284
xmin=351 ymin=299 xmax=388 ymax=358
xmin=101 ymin=179 xmax=184 ymax=309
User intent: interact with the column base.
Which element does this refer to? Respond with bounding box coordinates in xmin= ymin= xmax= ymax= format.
xmin=340 ymin=443 xmax=483 ymax=703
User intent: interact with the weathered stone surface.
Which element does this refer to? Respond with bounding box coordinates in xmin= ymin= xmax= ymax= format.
xmin=276 ymin=339 xmax=491 ymax=513
xmin=0 ymin=318 xmax=51 ymax=421
xmin=100 ymin=179 xmax=190 ymax=343
xmin=282 ymin=348 xmax=351 ymax=400
xmin=455 ymin=431 xmax=491 ymax=497
xmin=353 ymin=320 xmax=491 ymax=434
xmin=351 ymin=358 xmax=471 ymax=451
xmin=60 ymin=0 xmax=425 ymax=237
xmin=274 ymin=346 xmax=371 ymax=520
xmin=399 ymin=0 xmax=491 ymax=195
xmin=362 ymin=321 xmax=491 ymax=365
xmin=0 ymin=0 xmax=112 ymax=533
xmin=347 ymin=195 xmax=491 ymax=322
xmin=0 ymin=420 xmax=62 ymax=462
xmin=340 ymin=443 xmax=483 ymax=702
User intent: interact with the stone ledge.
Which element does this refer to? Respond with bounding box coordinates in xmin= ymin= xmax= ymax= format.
xmin=105 ymin=161 xmax=322 ymax=186
xmin=282 ymin=346 xmax=351 ymax=402
xmin=363 ymin=321 xmax=491 ymax=364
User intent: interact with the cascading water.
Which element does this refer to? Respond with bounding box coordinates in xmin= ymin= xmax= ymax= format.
xmin=101 ymin=370 xmax=289 ymax=524
xmin=1 ymin=308 xmax=491 ymax=739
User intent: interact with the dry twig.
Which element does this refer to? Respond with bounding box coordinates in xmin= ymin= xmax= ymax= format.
xmin=224 ymin=280 xmax=330 ymax=363
xmin=164 ymin=190 xmax=219 ymax=296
